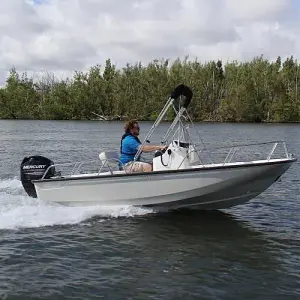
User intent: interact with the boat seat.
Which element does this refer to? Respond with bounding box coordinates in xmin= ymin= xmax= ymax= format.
xmin=99 ymin=151 xmax=121 ymax=168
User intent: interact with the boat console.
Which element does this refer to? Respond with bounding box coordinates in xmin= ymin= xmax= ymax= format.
xmin=152 ymin=140 xmax=200 ymax=171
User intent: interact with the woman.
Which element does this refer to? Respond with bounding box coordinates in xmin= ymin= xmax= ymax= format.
xmin=119 ymin=119 xmax=167 ymax=172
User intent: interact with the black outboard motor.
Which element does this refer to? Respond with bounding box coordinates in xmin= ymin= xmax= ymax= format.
xmin=20 ymin=155 xmax=56 ymax=198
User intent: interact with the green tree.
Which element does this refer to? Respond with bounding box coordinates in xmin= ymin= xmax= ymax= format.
xmin=1 ymin=55 xmax=300 ymax=123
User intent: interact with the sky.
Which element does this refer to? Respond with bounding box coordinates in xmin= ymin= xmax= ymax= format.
xmin=0 ymin=0 xmax=300 ymax=84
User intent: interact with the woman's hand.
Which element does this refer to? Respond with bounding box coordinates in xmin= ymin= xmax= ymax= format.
xmin=159 ymin=145 xmax=168 ymax=151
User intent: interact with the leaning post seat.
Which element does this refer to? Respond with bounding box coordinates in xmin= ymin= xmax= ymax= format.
xmin=98 ymin=151 xmax=121 ymax=172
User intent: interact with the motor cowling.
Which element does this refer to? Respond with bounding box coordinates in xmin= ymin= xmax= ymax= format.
xmin=20 ymin=155 xmax=55 ymax=198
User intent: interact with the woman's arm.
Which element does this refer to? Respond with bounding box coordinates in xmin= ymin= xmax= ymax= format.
xmin=138 ymin=144 xmax=166 ymax=153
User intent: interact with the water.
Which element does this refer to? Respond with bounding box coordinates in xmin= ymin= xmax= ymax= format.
xmin=0 ymin=120 xmax=300 ymax=299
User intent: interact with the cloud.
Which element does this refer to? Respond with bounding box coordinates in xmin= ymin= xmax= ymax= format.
xmin=0 ymin=0 xmax=299 ymax=84
xmin=225 ymin=0 xmax=290 ymax=22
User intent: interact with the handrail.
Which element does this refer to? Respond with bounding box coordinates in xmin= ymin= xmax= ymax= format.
xmin=267 ymin=142 xmax=278 ymax=160
xmin=200 ymin=140 xmax=287 ymax=151
xmin=205 ymin=141 xmax=288 ymax=162
xmin=41 ymin=157 xmax=124 ymax=179
xmin=173 ymin=140 xmax=291 ymax=169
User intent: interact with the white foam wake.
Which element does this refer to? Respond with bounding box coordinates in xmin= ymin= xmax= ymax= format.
xmin=0 ymin=178 xmax=154 ymax=230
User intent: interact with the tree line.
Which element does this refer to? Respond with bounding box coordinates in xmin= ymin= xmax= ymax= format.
xmin=0 ymin=55 xmax=299 ymax=122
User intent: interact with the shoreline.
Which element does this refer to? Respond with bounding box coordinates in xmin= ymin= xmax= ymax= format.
xmin=0 ymin=118 xmax=299 ymax=124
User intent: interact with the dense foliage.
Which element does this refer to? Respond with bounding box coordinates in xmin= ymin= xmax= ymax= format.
xmin=1 ymin=55 xmax=299 ymax=122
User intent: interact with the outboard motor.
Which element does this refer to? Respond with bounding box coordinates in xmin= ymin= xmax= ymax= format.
xmin=20 ymin=155 xmax=56 ymax=198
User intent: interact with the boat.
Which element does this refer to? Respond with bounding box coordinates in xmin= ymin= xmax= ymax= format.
xmin=20 ymin=84 xmax=297 ymax=210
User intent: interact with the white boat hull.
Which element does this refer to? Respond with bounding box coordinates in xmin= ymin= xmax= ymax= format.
xmin=33 ymin=158 xmax=295 ymax=210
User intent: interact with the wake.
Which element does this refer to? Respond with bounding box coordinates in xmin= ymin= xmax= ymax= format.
xmin=0 ymin=177 xmax=154 ymax=230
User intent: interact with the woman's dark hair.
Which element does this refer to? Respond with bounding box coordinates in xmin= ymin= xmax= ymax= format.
xmin=124 ymin=119 xmax=138 ymax=132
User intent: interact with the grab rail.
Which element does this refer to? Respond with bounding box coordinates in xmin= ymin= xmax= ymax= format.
xmin=41 ymin=157 xmax=125 ymax=179
xmin=177 ymin=140 xmax=291 ymax=170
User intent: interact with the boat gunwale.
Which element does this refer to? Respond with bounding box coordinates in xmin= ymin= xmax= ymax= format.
xmin=32 ymin=157 xmax=297 ymax=183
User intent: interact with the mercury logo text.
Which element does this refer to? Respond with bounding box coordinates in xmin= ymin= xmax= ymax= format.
xmin=23 ymin=165 xmax=47 ymax=169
